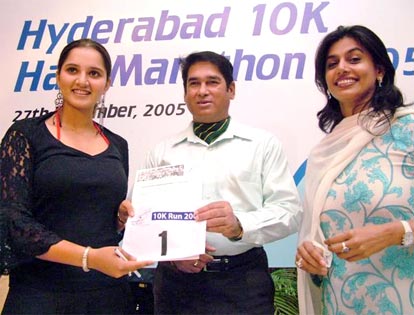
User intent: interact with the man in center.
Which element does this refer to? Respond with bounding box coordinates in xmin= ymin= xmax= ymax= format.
xmin=146 ymin=51 xmax=302 ymax=314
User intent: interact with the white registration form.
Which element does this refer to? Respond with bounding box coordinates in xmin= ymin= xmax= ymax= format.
xmin=122 ymin=165 xmax=206 ymax=261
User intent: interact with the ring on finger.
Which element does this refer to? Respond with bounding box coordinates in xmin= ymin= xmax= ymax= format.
xmin=295 ymin=257 xmax=303 ymax=268
xmin=341 ymin=242 xmax=350 ymax=253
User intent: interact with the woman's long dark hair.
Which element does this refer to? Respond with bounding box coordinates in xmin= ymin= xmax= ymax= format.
xmin=315 ymin=25 xmax=404 ymax=133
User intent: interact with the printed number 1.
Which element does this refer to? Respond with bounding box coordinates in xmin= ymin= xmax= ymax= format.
xmin=158 ymin=230 xmax=167 ymax=256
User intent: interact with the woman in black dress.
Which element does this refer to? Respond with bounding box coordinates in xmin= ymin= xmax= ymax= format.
xmin=0 ymin=38 xmax=151 ymax=314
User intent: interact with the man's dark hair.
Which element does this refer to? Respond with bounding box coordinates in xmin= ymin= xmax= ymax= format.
xmin=180 ymin=51 xmax=234 ymax=93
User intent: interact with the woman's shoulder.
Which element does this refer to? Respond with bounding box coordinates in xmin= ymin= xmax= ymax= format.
xmin=5 ymin=112 xmax=52 ymax=138
xmin=394 ymin=112 xmax=414 ymax=128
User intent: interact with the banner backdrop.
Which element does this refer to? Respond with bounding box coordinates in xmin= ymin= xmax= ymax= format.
xmin=1 ymin=0 xmax=413 ymax=266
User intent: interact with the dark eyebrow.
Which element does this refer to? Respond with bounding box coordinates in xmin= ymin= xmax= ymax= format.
xmin=327 ymin=47 xmax=365 ymax=60
xmin=89 ymin=67 xmax=105 ymax=73
xmin=63 ymin=63 xmax=104 ymax=72
xmin=63 ymin=63 xmax=78 ymax=68
xmin=188 ymin=75 xmax=222 ymax=82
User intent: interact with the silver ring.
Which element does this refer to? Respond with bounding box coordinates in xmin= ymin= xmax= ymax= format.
xmin=193 ymin=260 xmax=199 ymax=267
xmin=295 ymin=258 xmax=303 ymax=268
xmin=341 ymin=242 xmax=350 ymax=253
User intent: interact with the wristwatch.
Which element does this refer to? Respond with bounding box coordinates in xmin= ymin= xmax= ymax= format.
xmin=401 ymin=220 xmax=414 ymax=246
xmin=228 ymin=217 xmax=243 ymax=242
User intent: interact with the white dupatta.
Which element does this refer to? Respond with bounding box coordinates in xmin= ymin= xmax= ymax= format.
xmin=297 ymin=106 xmax=414 ymax=315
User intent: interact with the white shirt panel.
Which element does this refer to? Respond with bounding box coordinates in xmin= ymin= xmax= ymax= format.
xmin=145 ymin=120 xmax=302 ymax=256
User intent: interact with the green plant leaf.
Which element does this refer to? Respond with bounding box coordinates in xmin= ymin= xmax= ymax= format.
xmin=271 ymin=268 xmax=298 ymax=315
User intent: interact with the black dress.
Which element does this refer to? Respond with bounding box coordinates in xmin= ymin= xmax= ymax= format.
xmin=0 ymin=112 xmax=132 ymax=314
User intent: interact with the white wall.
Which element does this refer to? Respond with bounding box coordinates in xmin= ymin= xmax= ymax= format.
xmin=1 ymin=0 xmax=413 ymax=266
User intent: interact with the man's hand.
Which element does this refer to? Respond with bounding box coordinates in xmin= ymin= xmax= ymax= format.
xmin=171 ymin=244 xmax=216 ymax=273
xmin=194 ymin=201 xmax=242 ymax=238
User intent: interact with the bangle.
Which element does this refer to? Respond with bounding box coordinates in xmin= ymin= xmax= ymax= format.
xmin=117 ymin=212 xmax=126 ymax=224
xmin=82 ymin=246 xmax=91 ymax=272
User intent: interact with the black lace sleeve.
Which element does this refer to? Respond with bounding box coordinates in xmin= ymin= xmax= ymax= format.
xmin=1 ymin=126 xmax=61 ymax=272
